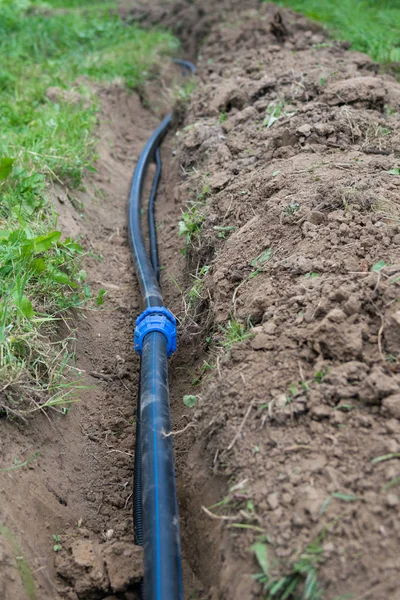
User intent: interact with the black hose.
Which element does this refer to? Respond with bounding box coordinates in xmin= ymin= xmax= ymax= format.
xmin=129 ymin=59 xmax=195 ymax=600
xmin=148 ymin=147 xmax=162 ymax=281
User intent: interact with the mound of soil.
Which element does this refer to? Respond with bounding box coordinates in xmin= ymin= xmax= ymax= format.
xmin=160 ymin=2 xmax=400 ymax=599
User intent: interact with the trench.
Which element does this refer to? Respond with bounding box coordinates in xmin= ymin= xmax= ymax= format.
xmin=0 ymin=57 xmax=223 ymax=599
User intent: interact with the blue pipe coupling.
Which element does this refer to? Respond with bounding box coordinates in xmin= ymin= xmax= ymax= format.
xmin=134 ymin=306 xmax=177 ymax=357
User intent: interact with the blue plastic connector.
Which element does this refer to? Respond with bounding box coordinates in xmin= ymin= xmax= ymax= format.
xmin=134 ymin=306 xmax=177 ymax=357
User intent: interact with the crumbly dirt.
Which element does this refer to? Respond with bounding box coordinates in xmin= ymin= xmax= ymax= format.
xmin=2 ymin=2 xmax=400 ymax=600
xmin=162 ymin=2 xmax=400 ymax=599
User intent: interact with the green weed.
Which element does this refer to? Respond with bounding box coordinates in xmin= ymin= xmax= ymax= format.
xmin=253 ymin=535 xmax=326 ymax=600
xmin=188 ymin=265 xmax=210 ymax=307
xmin=219 ymin=318 xmax=253 ymax=347
xmin=179 ymin=204 xmax=206 ymax=245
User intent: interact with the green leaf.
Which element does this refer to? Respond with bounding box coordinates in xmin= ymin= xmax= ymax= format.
xmin=371 ymin=452 xmax=400 ymax=464
xmin=51 ymin=270 xmax=74 ymax=286
xmin=0 ymin=230 xmax=11 ymax=240
xmin=251 ymin=541 xmax=269 ymax=577
xmin=0 ymin=157 xmax=15 ymax=181
xmin=183 ymin=394 xmax=197 ymax=408
xmin=96 ymin=288 xmax=107 ymax=306
xmin=32 ymin=258 xmax=46 ymax=274
xmin=251 ymin=248 xmax=272 ymax=267
xmin=272 ymin=170 xmax=281 ymax=177
xmin=332 ymin=492 xmax=360 ymax=502
xmin=178 ymin=221 xmax=188 ymax=236
xmin=371 ymin=259 xmax=386 ymax=272
xmin=16 ymin=295 xmax=34 ymax=319
xmin=33 ymin=231 xmax=61 ymax=254
xmin=388 ymin=168 xmax=400 ymax=175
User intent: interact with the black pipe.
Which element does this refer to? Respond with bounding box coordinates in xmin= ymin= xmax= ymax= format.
xmin=129 ymin=113 xmax=171 ymax=308
xmin=148 ymin=147 xmax=162 ymax=281
xmin=129 ymin=59 xmax=195 ymax=600
xmin=140 ymin=331 xmax=183 ymax=600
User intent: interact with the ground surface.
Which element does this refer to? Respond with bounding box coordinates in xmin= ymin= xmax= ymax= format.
xmin=2 ymin=1 xmax=400 ymax=599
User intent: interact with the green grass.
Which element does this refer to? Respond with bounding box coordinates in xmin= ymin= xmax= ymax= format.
xmin=0 ymin=0 xmax=178 ymax=413
xmin=271 ymin=0 xmax=400 ymax=65
xmin=253 ymin=536 xmax=324 ymax=600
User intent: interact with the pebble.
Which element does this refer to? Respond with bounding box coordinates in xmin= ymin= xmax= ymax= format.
xmin=382 ymin=394 xmax=400 ymax=419
xmin=267 ymin=492 xmax=279 ymax=510
xmin=385 ymin=493 xmax=399 ymax=508
xmin=297 ymin=123 xmax=312 ymax=136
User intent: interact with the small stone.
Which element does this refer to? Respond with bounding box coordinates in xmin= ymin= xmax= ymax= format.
xmin=263 ymin=321 xmax=277 ymax=335
xmin=385 ymin=311 xmax=400 ymax=354
xmin=310 ymin=404 xmax=331 ymax=420
xmin=251 ymin=332 xmax=274 ymax=350
xmin=326 ymin=308 xmax=346 ymax=323
xmin=386 ymin=493 xmax=399 ymax=508
xmin=314 ymin=122 xmax=334 ymax=136
xmin=267 ymin=493 xmax=279 ymax=510
xmin=382 ymin=394 xmax=400 ymax=419
xmin=297 ymin=124 xmax=312 ymax=137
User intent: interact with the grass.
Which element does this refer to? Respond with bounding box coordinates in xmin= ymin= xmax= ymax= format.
xmin=219 ymin=318 xmax=253 ymax=348
xmin=253 ymin=535 xmax=325 ymax=600
xmin=0 ymin=0 xmax=178 ymax=413
xmin=271 ymin=0 xmax=400 ymax=66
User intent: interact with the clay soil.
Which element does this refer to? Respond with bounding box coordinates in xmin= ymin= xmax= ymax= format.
xmin=2 ymin=2 xmax=400 ymax=600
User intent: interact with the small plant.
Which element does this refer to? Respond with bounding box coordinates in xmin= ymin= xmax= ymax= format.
xmin=52 ymin=534 xmax=62 ymax=552
xmin=173 ymin=80 xmax=196 ymax=103
xmin=213 ymin=225 xmax=235 ymax=239
xmin=253 ymin=535 xmax=325 ymax=600
xmin=219 ymin=111 xmax=228 ymax=123
xmin=250 ymin=248 xmax=272 ymax=278
xmin=188 ymin=265 xmax=210 ymax=307
xmin=178 ymin=205 xmax=205 ymax=245
xmin=283 ymin=202 xmax=300 ymax=216
xmin=219 ymin=318 xmax=253 ymax=348
xmin=264 ymin=102 xmax=295 ymax=128
xmin=183 ymin=394 xmax=198 ymax=408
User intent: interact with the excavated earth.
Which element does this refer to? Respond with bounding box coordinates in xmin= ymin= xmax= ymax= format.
xmin=2 ymin=1 xmax=400 ymax=599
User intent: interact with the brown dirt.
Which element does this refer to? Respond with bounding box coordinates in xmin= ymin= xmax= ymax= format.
xmin=3 ymin=2 xmax=400 ymax=600
xmin=162 ymin=3 xmax=400 ymax=600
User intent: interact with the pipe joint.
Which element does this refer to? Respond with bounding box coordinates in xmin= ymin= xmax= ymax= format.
xmin=134 ymin=306 xmax=177 ymax=357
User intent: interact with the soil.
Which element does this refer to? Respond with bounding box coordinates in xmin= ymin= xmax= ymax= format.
xmin=2 ymin=2 xmax=400 ymax=600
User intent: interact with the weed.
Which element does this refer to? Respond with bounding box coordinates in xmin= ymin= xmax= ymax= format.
xmin=179 ymin=205 xmax=205 ymax=245
xmin=219 ymin=111 xmax=228 ymax=123
xmin=253 ymin=534 xmax=326 ymax=600
xmin=52 ymin=533 xmax=63 ymax=552
xmin=219 ymin=318 xmax=253 ymax=348
xmin=191 ymin=360 xmax=214 ymax=386
xmin=183 ymin=394 xmax=198 ymax=408
xmin=173 ymin=79 xmax=196 ymax=103
xmin=213 ymin=225 xmax=235 ymax=239
xmin=371 ymin=259 xmax=387 ymax=272
xmin=283 ymin=202 xmax=300 ymax=216
xmin=188 ymin=265 xmax=210 ymax=308
xmin=263 ymin=101 xmax=295 ymax=128
xmin=250 ymin=248 xmax=273 ymax=278
xmin=0 ymin=451 xmax=40 ymax=472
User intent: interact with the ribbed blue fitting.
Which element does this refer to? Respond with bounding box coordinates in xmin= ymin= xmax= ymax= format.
xmin=134 ymin=306 xmax=177 ymax=357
